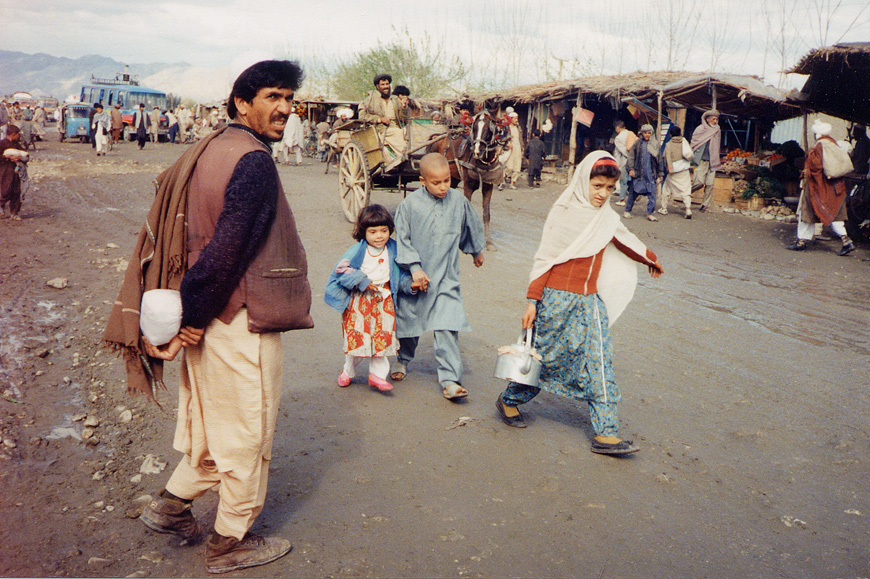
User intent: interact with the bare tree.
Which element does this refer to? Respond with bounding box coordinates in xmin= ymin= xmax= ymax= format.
xmin=653 ymin=0 xmax=704 ymax=70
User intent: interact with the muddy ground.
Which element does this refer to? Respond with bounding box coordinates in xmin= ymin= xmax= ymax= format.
xmin=1 ymin=131 xmax=868 ymax=579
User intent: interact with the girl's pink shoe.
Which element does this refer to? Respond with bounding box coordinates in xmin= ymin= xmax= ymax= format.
xmin=337 ymin=371 xmax=352 ymax=387
xmin=368 ymin=374 xmax=393 ymax=392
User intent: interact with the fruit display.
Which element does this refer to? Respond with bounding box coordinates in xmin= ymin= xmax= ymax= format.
xmin=725 ymin=148 xmax=753 ymax=160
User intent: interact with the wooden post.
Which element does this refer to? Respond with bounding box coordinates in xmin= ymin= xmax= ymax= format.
xmin=656 ymin=91 xmax=663 ymax=200
xmin=656 ymin=90 xmax=663 ymax=140
xmin=568 ymin=90 xmax=582 ymax=165
xmin=753 ymin=121 xmax=761 ymax=154
xmin=801 ymin=109 xmax=808 ymax=152
xmin=711 ymin=83 xmax=718 ymax=110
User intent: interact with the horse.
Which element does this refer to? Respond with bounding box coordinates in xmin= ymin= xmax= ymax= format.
xmin=429 ymin=110 xmax=507 ymax=249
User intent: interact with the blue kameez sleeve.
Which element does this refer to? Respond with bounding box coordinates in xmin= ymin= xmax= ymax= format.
xmin=459 ymin=196 xmax=486 ymax=257
xmin=394 ymin=199 xmax=423 ymax=274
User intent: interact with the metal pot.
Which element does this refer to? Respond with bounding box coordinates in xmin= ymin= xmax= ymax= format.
xmin=494 ymin=329 xmax=542 ymax=387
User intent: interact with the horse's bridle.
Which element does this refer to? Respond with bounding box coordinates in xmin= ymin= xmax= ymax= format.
xmin=470 ymin=111 xmax=502 ymax=167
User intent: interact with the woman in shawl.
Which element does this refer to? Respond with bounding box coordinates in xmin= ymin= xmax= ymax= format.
xmin=689 ymin=110 xmax=722 ymax=212
xmin=494 ymin=151 xmax=663 ymax=456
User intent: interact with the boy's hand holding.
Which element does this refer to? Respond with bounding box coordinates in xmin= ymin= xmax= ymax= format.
xmin=473 ymin=253 xmax=485 ymax=268
xmin=412 ymin=269 xmax=430 ymax=292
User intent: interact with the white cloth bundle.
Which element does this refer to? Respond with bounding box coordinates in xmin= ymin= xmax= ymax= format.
xmin=820 ymin=140 xmax=853 ymax=179
xmin=3 ymin=149 xmax=29 ymax=161
xmin=139 ymin=289 xmax=182 ymax=346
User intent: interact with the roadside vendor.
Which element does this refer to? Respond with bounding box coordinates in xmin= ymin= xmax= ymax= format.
xmin=361 ymin=73 xmax=408 ymax=162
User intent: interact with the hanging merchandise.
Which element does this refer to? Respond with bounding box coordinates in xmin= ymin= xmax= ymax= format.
xmin=574 ymin=106 xmax=594 ymax=127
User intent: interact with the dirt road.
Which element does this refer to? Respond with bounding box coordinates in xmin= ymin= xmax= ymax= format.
xmin=1 ymin=133 xmax=868 ymax=578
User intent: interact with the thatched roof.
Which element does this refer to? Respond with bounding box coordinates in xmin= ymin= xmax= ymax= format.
xmin=638 ymin=74 xmax=800 ymax=121
xmin=786 ymin=42 xmax=870 ymax=75
xmin=786 ymin=43 xmax=870 ymax=125
xmin=465 ymin=71 xmax=701 ymax=106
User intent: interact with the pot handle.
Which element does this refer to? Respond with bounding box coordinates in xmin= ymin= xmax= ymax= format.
xmin=518 ymin=327 xmax=534 ymax=374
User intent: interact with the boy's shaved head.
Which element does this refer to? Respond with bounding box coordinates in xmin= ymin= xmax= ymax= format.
xmin=420 ymin=152 xmax=449 ymax=178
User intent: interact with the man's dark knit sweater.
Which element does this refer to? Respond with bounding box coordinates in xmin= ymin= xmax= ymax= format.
xmin=180 ymin=124 xmax=278 ymax=329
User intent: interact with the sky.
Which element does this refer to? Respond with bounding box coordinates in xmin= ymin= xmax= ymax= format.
xmin=4 ymin=0 xmax=869 ymax=100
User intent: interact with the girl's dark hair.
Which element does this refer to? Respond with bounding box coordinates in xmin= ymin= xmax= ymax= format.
xmin=353 ymin=204 xmax=395 ymax=241
xmin=227 ymin=60 xmax=304 ymax=119
xmin=590 ymin=164 xmax=621 ymax=179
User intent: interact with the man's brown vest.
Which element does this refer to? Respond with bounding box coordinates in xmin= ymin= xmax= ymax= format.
xmin=186 ymin=126 xmax=313 ymax=332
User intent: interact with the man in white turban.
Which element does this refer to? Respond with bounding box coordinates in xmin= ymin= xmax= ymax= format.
xmin=787 ymin=119 xmax=855 ymax=255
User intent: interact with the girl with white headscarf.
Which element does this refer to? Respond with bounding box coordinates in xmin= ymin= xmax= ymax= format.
xmin=495 ymin=151 xmax=663 ymax=456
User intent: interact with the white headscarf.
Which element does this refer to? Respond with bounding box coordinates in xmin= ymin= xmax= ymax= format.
xmin=529 ymin=151 xmax=652 ymax=325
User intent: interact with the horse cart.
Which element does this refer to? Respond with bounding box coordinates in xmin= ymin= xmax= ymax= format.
xmin=336 ymin=118 xmax=449 ymax=222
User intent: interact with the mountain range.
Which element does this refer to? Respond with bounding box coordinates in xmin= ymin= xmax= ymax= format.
xmin=0 ymin=50 xmax=230 ymax=103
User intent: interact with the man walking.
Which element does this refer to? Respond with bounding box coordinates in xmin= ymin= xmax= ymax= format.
xmin=613 ymin=121 xmax=636 ymax=205
xmin=625 ymin=124 xmax=660 ymax=221
xmin=128 ymin=60 xmax=313 ymax=574
xmin=786 ymin=119 xmax=855 ymax=255
xmin=133 ymin=103 xmax=150 ymax=149
xmin=501 ymin=110 xmax=522 ymax=190
xmin=110 ymin=103 xmax=123 ymax=145
xmin=149 ymin=106 xmax=161 ymax=142
xmin=690 ymin=110 xmax=722 ymax=212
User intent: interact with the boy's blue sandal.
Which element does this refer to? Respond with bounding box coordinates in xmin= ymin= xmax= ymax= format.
xmin=590 ymin=439 xmax=639 ymax=455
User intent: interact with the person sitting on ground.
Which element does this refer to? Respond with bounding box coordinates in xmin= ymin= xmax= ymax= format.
xmin=392 ymin=152 xmax=486 ymax=400
xmin=625 ymin=124 xmax=660 ymax=221
xmin=494 ymin=151 xmax=663 ymax=456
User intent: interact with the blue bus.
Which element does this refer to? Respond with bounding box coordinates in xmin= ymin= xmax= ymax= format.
xmin=79 ymin=71 xmax=169 ymax=140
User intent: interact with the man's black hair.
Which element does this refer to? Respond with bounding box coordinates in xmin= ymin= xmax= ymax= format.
xmin=228 ymin=60 xmax=305 ymax=119
xmin=532 ymin=129 xmax=542 ymax=138
xmin=373 ymin=73 xmax=392 ymax=86
xmin=393 ymin=85 xmax=410 ymax=97
xmin=94 ymin=103 xmax=103 ymax=109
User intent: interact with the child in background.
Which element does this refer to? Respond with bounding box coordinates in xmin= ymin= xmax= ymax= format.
xmin=392 ymin=153 xmax=486 ymax=400
xmin=525 ymin=129 xmax=546 ymax=188
xmin=325 ymin=204 xmax=417 ymax=392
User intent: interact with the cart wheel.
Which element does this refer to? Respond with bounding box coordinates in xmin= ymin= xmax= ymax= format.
xmin=338 ymin=139 xmax=371 ymax=222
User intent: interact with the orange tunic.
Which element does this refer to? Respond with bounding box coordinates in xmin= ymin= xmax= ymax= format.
xmin=527 ymin=238 xmax=657 ymax=301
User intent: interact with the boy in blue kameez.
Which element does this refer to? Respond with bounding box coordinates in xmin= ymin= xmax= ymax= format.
xmin=392 ymin=153 xmax=486 ymax=400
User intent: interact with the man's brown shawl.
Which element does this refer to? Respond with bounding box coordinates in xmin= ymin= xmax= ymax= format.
xmin=800 ymin=137 xmax=849 ymax=225
xmin=103 ymin=128 xmax=226 ymax=403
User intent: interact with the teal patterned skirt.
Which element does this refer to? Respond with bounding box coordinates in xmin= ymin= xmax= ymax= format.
xmin=502 ymin=287 xmax=620 ymax=436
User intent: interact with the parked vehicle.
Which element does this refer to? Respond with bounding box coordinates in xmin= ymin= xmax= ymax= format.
xmin=79 ymin=69 xmax=169 ymax=141
xmin=58 ymin=103 xmax=92 ymax=143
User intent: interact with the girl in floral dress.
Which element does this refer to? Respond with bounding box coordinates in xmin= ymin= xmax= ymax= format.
xmin=325 ymin=205 xmax=417 ymax=392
